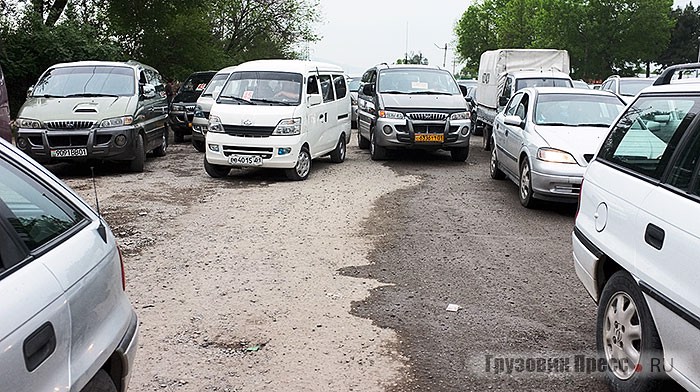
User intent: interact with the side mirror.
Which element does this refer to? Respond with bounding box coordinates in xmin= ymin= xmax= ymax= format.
xmin=307 ymin=94 xmax=322 ymax=107
xmin=498 ymin=96 xmax=510 ymax=107
xmin=26 ymin=86 xmax=34 ymax=98
xmin=464 ymin=96 xmax=474 ymax=104
xmin=459 ymin=85 xmax=468 ymax=97
xmin=362 ymin=83 xmax=375 ymax=96
xmin=504 ymin=115 xmax=525 ymax=129
xmin=141 ymin=83 xmax=156 ymax=99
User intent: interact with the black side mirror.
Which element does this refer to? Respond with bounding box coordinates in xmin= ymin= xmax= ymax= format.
xmin=464 ymin=96 xmax=474 ymax=104
xmin=362 ymin=83 xmax=375 ymax=96
xmin=459 ymin=85 xmax=468 ymax=97
xmin=499 ymin=96 xmax=510 ymax=107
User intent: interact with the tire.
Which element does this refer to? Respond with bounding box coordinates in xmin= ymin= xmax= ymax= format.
xmin=82 ymin=369 xmax=117 ymax=392
xmin=358 ymin=129 xmax=370 ymax=149
xmin=597 ymin=271 xmax=669 ymax=392
xmin=450 ymin=147 xmax=469 ymax=162
xmin=518 ymin=159 xmax=537 ymax=208
xmin=489 ymin=138 xmax=506 ymax=180
xmin=472 ymin=119 xmax=483 ymax=136
xmin=369 ymin=129 xmax=387 ymax=161
xmin=174 ymin=130 xmax=184 ymax=143
xmin=204 ymin=156 xmax=230 ymax=178
xmin=192 ymin=139 xmax=205 ymax=153
xmin=152 ymin=128 xmax=168 ymax=157
xmin=128 ymin=134 xmax=146 ymax=173
xmin=482 ymin=126 xmax=491 ymax=151
xmin=330 ymin=135 xmax=346 ymax=163
xmin=285 ymin=146 xmax=311 ymax=180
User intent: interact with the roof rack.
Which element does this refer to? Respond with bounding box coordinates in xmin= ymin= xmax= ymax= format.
xmin=653 ymin=63 xmax=700 ymax=86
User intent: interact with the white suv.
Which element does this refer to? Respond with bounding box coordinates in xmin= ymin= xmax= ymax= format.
xmin=0 ymin=139 xmax=139 ymax=391
xmin=573 ymin=63 xmax=700 ymax=392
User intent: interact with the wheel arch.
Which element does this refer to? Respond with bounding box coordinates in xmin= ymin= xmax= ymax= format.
xmin=595 ymin=254 xmax=624 ymax=301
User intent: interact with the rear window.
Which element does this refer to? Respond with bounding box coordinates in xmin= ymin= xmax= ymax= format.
xmin=515 ymin=78 xmax=572 ymax=90
xmin=33 ymin=66 xmax=136 ymax=97
xmin=598 ymin=95 xmax=700 ymax=180
xmin=619 ymin=79 xmax=654 ymax=97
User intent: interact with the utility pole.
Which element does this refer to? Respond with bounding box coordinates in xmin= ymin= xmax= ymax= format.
xmin=435 ymin=43 xmax=447 ymax=68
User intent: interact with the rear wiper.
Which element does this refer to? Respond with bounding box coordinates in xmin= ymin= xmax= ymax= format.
xmin=218 ymin=95 xmax=255 ymax=105
xmin=64 ymin=93 xmax=120 ymax=98
xmin=407 ymin=91 xmax=453 ymax=96
xmin=250 ymin=98 xmax=294 ymax=106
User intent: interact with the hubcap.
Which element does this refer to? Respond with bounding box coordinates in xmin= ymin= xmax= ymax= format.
xmin=370 ymin=132 xmax=375 ymax=155
xmin=603 ymin=292 xmax=642 ymax=380
xmin=520 ymin=163 xmax=531 ymax=201
xmin=296 ymin=150 xmax=311 ymax=177
xmin=340 ymin=139 xmax=346 ymax=159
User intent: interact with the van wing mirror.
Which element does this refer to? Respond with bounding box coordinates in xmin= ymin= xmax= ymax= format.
xmin=308 ymin=94 xmax=322 ymax=107
xmin=141 ymin=83 xmax=157 ymax=99
xmin=498 ymin=96 xmax=510 ymax=107
xmin=362 ymin=83 xmax=375 ymax=96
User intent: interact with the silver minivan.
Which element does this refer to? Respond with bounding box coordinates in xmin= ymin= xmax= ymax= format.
xmin=0 ymin=139 xmax=139 ymax=391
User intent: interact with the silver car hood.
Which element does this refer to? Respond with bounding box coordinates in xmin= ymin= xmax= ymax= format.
xmin=534 ymin=125 xmax=610 ymax=162
xmin=380 ymin=93 xmax=466 ymax=110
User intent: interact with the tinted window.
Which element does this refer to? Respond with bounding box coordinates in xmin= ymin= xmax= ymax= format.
xmin=307 ymin=75 xmax=319 ymax=95
xmin=220 ymin=71 xmax=303 ymax=105
xmin=201 ymin=73 xmax=230 ymax=97
xmin=333 ymin=75 xmax=347 ymax=99
xmin=33 ymin=66 xmax=136 ymax=97
xmin=377 ymin=68 xmax=460 ymax=95
xmin=667 ymin=130 xmax=700 ymax=192
xmin=599 ymin=96 xmax=700 ymax=180
xmin=179 ymin=73 xmax=215 ymax=93
xmin=515 ymin=78 xmax=572 ymax=90
xmin=0 ymin=159 xmax=84 ymax=254
xmin=319 ymin=75 xmax=334 ymax=102
xmin=535 ymin=93 xmax=625 ymax=126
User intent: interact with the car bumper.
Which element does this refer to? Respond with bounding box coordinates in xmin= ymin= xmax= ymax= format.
xmin=16 ymin=126 xmax=140 ymax=163
xmin=572 ymin=229 xmax=601 ymax=303
xmin=169 ymin=111 xmax=193 ymax=133
xmin=205 ymin=132 xmax=301 ymax=169
xmin=191 ymin=117 xmax=208 ymax=143
xmin=531 ymin=161 xmax=586 ymax=200
xmin=374 ymin=118 xmax=471 ymax=149
xmin=116 ymin=309 xmax=139 ymax=392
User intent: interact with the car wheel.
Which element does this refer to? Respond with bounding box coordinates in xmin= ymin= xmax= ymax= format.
xmin=152 ymin=128 xmax=168 ymax=157
xmin=285 ymin=146 xmax=311 ymax=180
xmin=358 ymin=129 xmax=370 ymax=149
xmin=330 ymin=135 xmax=346 ymax=163
xmin=490 ymin=138 xmax=506 ymax=180
xmin=204 ymin=156 xmax=230 ymax=178
xmin=519 ymin=159 xmax=536 ymax=208
xmin=370 ymin=129 xmax=387 ymax=161
xmin=82 ymin=369 xmax=117 ymax=392
xmin=128 ymin=134 xmax=145 ymax=173
xmin=482 ymin=126 xmax=491 ymax=151
xmin=597 ymin=271 xmax=669 ymax=392
xmin=450 ymin=147 xmax=469 ymax=162
xmin=192 ymin=140 xmax=205 ymax=153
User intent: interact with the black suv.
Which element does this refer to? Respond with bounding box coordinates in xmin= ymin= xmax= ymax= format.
xmin=169 ymin=71 xmax=217 ymax=142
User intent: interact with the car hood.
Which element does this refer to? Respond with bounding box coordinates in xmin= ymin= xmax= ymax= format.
xmin=196 ymin=96 xmax=216 ymax=112
xmin=18 ymin=96 xmax=135 ymax=121
xmin=211 ymin=104 xmax=299 ymax=127
xmin=534 ymin=125 xmax=610 ymax=164
xmin=172 ymin=91 xmax=202 ymax=104
xmin=380 ymin=93 xmax=466 ymax=110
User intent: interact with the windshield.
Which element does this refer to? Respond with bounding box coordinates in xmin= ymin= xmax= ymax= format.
xmin=534 ymin=93 xmax=625 ymax=126
xmin=515 ymin=78 xmax=572 ymax=91
xmin=201 ymin=73 xmax=229 ymax=97
xmin=348 ymin=79 xmax=361 ymax=92
xmin=219 ymin=71 xmax=303 ymax=105
xmin=33 ymin=66 xmax=135 ymax=97
xmin=179 ymin=73 xmax=215 ymax=94
xmin=377 ymin=69 xmax=460 ymax=95
xmin=619 ymin=79 xmax=654 ymax=96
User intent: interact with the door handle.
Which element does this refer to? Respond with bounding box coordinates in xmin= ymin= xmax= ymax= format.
xmin=644 ymin=223 xmax=665 ymax=250
xmin=505 ymin=128 xmax=509 ymax=137
xmin=23 ymin=322 xmax=56 ymax=371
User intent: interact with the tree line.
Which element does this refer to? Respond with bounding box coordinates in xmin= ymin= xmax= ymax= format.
xmin=454 ymin=0 xmax=700 ymax=81
xmin=0 ymin=0 xmax=320 ymax=116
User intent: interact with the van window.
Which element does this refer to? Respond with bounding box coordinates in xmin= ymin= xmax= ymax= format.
xmin=333 ymin=75 xmax=347 ymax=99
xmin=319 ymin=75 xmax=334 ymax=103
xmin=33 ymin=66 xmax=136 ymax=97
xmin=308 ymin=75 xmax=320 ymax=95
xmin=201 ymin=73 xmax=230 ymax=98
xmin=599 ymin=96 xmax=700 ymax=180
xmin=502 ymin=77 xmax=513 ymax=100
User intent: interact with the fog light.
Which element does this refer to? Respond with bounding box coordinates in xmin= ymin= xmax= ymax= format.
xmin=382 ymin=125 xmax=393 ymax=135
xmin=278 ymin=147 xmax=292 ymax=155
xmin=16 ymin=137 xmax=28 ymax=149
xmin=115 ymin=134 xmax=127 ymax=147
xmin=208 ymin=144 xmax=220 ymax=152
xmin=460 ymin=126 xmax=470 ymax=136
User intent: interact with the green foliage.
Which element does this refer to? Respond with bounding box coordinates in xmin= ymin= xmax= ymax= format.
xmin=396 ymin=52 xmax=429 ymax=65
xmin=659 ymin=4 xmax=700 ymax=67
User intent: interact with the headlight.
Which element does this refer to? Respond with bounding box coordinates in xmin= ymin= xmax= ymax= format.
xmin=100 ymin=116 xmax=133 ymax=128
xmin=171 ymin=104 xmax=185 ymax=112
xmin=537 ymin=148 xmax=577 ymax=164
xmin=272 ymin=117 xmax=301 ymax=136
xmin=450 ymin=111 xmax=470 ymax=120
xmin=208 ymin=115 xmax=223 ymax=133
xmin=378 ymin=110 xmax=404 ymax=120
xmin=193 ymin=105 xmax=205 ymax=118
xmin=16 ymin=118 xmax=42 ymax=129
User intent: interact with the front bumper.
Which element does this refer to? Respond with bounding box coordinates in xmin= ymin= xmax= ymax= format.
xmin=169 ymin=110 xmax=194 ymax=133
xmin=205 ymin=132 xmax=302 ymax=169
xmin=530 ymin=160 xmax=586 ymax=200
xmin=191 ymin=117 xmax=208 ymax=143
xmin=16 ymin=126 xmax=140 ymax=163
xmin=374 ymin=117 xmax=470 ymax=149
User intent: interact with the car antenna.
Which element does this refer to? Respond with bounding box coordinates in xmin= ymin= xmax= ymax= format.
xmin=91 ymin=166 xmax=107 ymax=243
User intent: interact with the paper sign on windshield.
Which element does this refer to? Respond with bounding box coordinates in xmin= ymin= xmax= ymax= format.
xmin=242 ymin=90 xmax=254 ymax=101
xmin=196 ymin=83 xmax=207 ymax=91
xmin=412 ymin=82 xmax=429 ymax=89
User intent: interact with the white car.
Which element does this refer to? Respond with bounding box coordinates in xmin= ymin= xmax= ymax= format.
xmin=0 ymin=138 xmax=139 ymax=391
xmin=573 ymin=63 xmax=700 ymax=392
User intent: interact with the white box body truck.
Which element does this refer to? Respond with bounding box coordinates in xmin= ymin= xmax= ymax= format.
xmin=476 ymin=49 xmax=573 ymax=150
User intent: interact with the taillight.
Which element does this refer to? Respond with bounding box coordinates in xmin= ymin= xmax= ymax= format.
xmin=118 ymin=245 xmax=126 ymax=290
xmin=575 ymin=178 xmax=584 ymax=220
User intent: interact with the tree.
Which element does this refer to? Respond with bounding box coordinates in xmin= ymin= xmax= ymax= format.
xmin=658 ymin=4 xmax=700 ymax=67
xmin=396 ymin=52 xmax=429 ymax=65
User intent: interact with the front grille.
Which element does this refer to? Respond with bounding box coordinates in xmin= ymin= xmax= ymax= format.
xmin=584 ymin=154 xmax=594 ymax=163
xmin=222 ymin=145 xmax=273 ymax=159
xmin=45 ymin=120 xmax=95 ymax=130
xmin=222 ymin=125 xmax=275 ymax=138
xmin=407 ymin=112 xmax=448 ymax=121
xmin=396 ymin=124 xmax=457 ymax=134
xmin=47 ymin=135 xmax=89 ymax=147
xmin=186 ymin=105 xmax=196 ymax=111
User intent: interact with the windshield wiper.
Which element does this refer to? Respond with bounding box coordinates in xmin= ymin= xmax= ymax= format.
xmin=33 ymin=94 xmax=64 ymax=98
xmin=407 ymin=91 xmax=453 ymax=96
xmin=64 ymin=93 xmax=120 ymax=98
xmin=576 ymin=123 xmax=610 ymax=127
xmin=250 ymin=98 xmax=294 ymax=106
xmin=218 ymin=95 xmax=255 ymax=105
xmin=380 ymin=90 xmax=409 ymax=94
xmin=537 ymin=122 xmax=574 ymax=126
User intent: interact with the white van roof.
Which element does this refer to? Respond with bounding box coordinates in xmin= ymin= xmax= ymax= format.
xmin=215 ymin=65 xmax=238 ymax=75
xmin=233 ymin=59 xmax=344 ymax=74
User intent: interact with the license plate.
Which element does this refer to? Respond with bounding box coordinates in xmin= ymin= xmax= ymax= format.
xmin=228 ymin=154 xmax=263 ymax=166
xmin=50 ymin=148 xmax=88 ymax=158
xmin=415 ymin=133 xmax=444 ymax=142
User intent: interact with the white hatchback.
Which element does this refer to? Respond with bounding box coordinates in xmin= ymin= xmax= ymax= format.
xmin=0 ymin=139 xmax=138 ymax=391
xmin=574 ymin=64 xmax=700 ymax=392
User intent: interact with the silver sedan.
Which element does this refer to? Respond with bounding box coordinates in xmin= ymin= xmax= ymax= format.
xmin=490 ymin=87 xmax=626 ymax=207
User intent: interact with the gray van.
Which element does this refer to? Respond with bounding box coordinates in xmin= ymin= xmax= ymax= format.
xmin=0 ymin=64 xmax=10 ymax=143
xmin=356 ymin=64 xmax=472 ymax=161
xmin=15 ymin=60 xmax=169 ymax=172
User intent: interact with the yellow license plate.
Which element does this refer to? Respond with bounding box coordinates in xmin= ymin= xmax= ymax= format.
xmin=415 ymin=133 xmax=444 ymax=142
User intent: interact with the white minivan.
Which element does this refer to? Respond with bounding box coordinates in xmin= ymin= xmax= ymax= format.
xmin=204 ymin=60 xmax=351 ymax=180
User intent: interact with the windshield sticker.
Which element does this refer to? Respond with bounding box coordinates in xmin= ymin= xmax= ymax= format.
xmin=412 ymin=82 xmax=429 ymax=89
xmin=196 ymin=83 xmax=207 ymax=91
xmin=242 ymin=90 xmax=254 ymax=101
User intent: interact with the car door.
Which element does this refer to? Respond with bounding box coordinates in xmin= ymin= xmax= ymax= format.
xmin=494 ymin=92 xmax=524 ymax=175
xmin=144 ymin=70 xmax=169 ymax=149
xmin=317 ymin=74 xmax=337 ymax=154
xmin=305 ymin=74 xmax=324 ymax=155
xmin=333 ymin=74 xmax=351 ymax=144
xmin=505 ymin=92 xmax=531 ymax=173
xmin=357 ymin=69 xmax=377 ymax=141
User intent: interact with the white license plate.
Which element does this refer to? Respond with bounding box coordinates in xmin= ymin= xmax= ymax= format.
xmin=228 ymin=154 xmax=263 ymax=166
xmin=50 ymin=148 xmax=88 ymax=158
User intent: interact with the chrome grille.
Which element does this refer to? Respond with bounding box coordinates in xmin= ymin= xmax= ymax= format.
xmin=407 ymin=112 xmax=448 ymax=121
xmin=45 ymin=120 xmax=95 ymax=130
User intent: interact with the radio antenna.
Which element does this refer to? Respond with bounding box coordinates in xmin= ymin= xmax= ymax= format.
xmin=90 ymin=166 xmax=107 ymax=243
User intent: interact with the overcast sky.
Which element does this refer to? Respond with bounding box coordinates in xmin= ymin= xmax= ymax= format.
xmin=311 ymin=0 xmax=694 ymax=77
